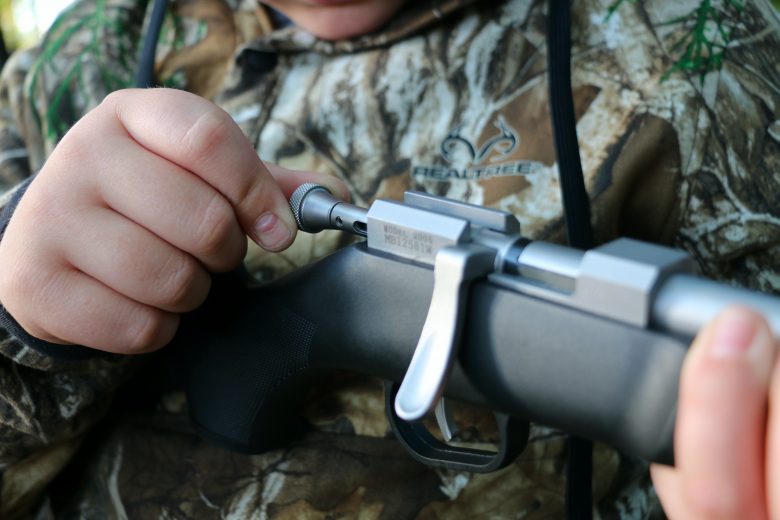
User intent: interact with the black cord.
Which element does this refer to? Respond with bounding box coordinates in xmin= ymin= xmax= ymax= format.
xmin=547 ymin=2 xmax=593 ymax=250
xmin=546 ymin=2 xmax=594 ymax=520
xmin=135 ymin=0 xmax=169 ymax=88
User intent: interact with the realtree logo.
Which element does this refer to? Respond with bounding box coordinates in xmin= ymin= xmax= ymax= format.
xmin=413 ymin=116 xmax=541 ymax=181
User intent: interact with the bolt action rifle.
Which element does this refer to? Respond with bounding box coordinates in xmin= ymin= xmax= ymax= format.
xmin=181 ymin=184 xmax=780 ymax=472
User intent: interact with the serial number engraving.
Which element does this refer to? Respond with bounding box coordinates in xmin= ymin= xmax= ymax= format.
xmin=383 ymin=224 xmax=434 ymax=255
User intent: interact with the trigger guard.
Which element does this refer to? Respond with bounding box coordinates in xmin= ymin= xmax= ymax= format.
xmin=384 ymin=382 xmax=528 ymax=473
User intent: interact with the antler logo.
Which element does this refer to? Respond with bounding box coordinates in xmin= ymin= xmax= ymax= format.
xmin=441 ymin=116 xmax=518 ymax=165
xmin=412 ymin=115 xmax=538 ymax=182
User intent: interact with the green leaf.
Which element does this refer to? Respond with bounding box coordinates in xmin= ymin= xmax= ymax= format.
xmin=658 ymin=0 xmax=743 ymax=83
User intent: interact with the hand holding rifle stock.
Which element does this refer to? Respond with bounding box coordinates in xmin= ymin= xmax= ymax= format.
xmin=183 ymin=184 xmax=780 ymax=480
xmin=652 ymin=307 xmax=778 ymax=518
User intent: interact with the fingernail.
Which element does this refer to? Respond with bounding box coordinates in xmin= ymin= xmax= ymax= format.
xmin=710 ymin=309 xmax=774 ymax=380
xmin=253 ymin=212 xmax=292 ymax=251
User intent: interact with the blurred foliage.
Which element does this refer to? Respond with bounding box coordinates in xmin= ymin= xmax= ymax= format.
xmin=0 ymin=0 xmax=76 ymax=53
xmin=0 ymin=0 xmax=24 ymax=51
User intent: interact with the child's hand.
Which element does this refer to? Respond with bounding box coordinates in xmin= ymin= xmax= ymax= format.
xmin=0 ymin=89 xmax=343 ymax=354
xmin=652 ymin=307 xmax=780 ymax=519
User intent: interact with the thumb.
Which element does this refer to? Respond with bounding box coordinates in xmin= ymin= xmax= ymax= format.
xmin=239 ymin=161 xmax=300 ymax=252
xmin=665 ymin=306 xmax=774 ymax=518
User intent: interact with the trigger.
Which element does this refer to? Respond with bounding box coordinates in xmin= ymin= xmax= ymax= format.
xmin=434 ymin=398 xmax=459 ymax=442
xmin=385 ymin=381 xmax=529 ymax=473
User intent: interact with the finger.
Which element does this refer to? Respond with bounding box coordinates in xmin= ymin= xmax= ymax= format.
xmin=264 ymin=163 xmax=350 ymax=201
xmin=9 ymin=262 xmax=178 ymax=354
xmin=674 ymin=307 xmax=774 ymax=519
xmin=54 ymin=206 xmax=211 ymax=313
xmin=767 ymin=348 xmax=780 ymax=519
xmin=88 ymin=133 xmax=246 ymax=272
xmin=103 ymin=89 xmax=297 ymax=251
xmin=650 ymin=464 xmax=693 ymax=519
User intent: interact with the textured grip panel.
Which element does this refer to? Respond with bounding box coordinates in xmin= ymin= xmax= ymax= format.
xmin=237 ymin=308 xmax=315 ymax=433
xmin=184 ymin=288 xmax=317 ymax=453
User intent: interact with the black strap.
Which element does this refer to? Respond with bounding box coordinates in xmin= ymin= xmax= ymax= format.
xmin=547 ymin=2 xmax=593 ymax=251
xmin=135 ymin=0 xmax=168 ymax=88
xmin=547 ymin=3 xmax=594 ymax=520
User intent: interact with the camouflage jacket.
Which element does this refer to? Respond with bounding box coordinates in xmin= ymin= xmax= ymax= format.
xmin=0 ymin=0 xmax=779 ymax=518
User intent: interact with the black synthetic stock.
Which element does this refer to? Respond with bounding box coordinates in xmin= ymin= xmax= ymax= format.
xmin=183 ymin=243 xmax=684 ymax=464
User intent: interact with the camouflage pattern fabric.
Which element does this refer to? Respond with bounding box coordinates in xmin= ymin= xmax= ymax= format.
xmin=0 ymin=0 xmax=778 ymax=518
